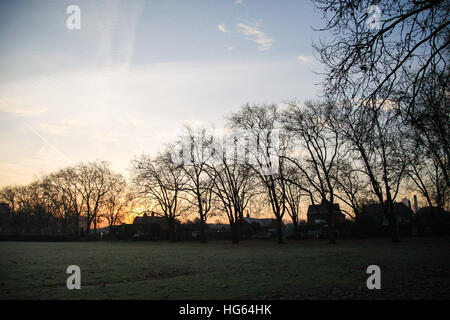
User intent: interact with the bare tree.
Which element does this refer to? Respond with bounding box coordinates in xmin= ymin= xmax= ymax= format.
xmin=230 ymin=104 xmax=288 ymax=244
xmin=57 ymin=167 xmax=84 ymax=235
xmin=131 ymin=151 xmax=186 ymax=241
xmin=401 ymin=67 xmax=450 ymax=187
xmin=401 ymin=128 xmax=449 ymax=233
xmin=332 ymin=100 xmax=407 ymax=242
xmin=283 ymin=100 xmax=342 ymax=244
xmin=284 ymin=168 xmax=305 ymax=240
xmin=333 ymin=158 xmax=373 ymax=221
xmin=313 ymin=0 xmax=449 ymax=112
xmin=74 ymin=161 xmax=116 ymax=235
xmin=41 ymin=174 xmax=72 ymax=235
xmin=1 ymin=185 xmax=27 ymax=234
xmin=0 ymin=185 xmax=17 ymax=217
xmin=101 ymin=173 xmax=135 ymax=233
xmin=40 ymin=167 xmax=85 ymax=235
xmin=0 ymin=186 xmax=17 ymax=232
xmin=174 ymin=125 xmax=215 ymax=243
xmin=205 ymin=131 xmax=259 ymax=244
xmin=3 ymin=181 xmax=51 ymax=235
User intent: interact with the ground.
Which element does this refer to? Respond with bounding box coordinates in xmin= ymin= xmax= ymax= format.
xmin=0 ymin=237 xmax=449 ymax=300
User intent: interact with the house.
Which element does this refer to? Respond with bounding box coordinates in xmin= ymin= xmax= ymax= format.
xmin=241 ymin=214 xmax=280 ymax=239
xmin=0 ymin=202 xmax=9 ymax=215
xmin=129 ymin=211 xmax=173 ymax=240
xmin=108 ymin=212 xmax=171 ymax=240
xmin=76 ymin=215 xmax=88 ymax=235
xmin=415 ymin=206 xmax=450 ymax=218
xmin=413 ymin=207 xmax=450 ymax=235
xmin=0 ymin=202 xmax=12 ymax=235
xmin=242 ymin=217 xmax=276 ymax=227
xmin=133 ymin=211 xmax=168 ymax=229
xmin=307 ymin=203 xmax=345 ymax=225
xmin=207 ymin=223 xmax=231 ymax=233
xmin=361 ymin=202 xmax=414 ymax=227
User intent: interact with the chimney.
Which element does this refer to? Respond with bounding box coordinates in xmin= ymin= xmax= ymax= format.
xmin=402 ymin=197 xmax=411 ymax=209
xmin=247 ymin=211 xmax=250 ymax=218
xmin=413 ymin=195 xmax=419 ymax=213
xmin=151 ymin=211 xmax=155 ymax=218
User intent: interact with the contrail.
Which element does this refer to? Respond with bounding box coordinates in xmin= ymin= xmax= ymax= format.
xmin=24 ymin=121 xmax=72 ymax=165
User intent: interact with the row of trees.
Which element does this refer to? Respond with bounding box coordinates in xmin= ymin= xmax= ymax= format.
xmin=128 ymin=0 xmax=450 ymax=245
xmin=0 ymin=91 xmax=448 ymax=244
xmin=129 ymin=89 xmax=448 ymax=244
xmin=310 ymin=0 xmax=449 ymax=241
xmin=0 ymin=161 xmax=135 ymax=237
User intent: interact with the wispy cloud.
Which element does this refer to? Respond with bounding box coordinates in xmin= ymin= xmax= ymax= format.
xmin=62 ymin=118 xmax=88 ymax=127
xmin=0 ymin=97 xmax=47 ymax=117
xmin=234 ymin=0 xmax=246 ymax=7
xmin=218 ymin=24 xmax=229 ymax=33
xmin=38 ymin=123 xmax=70 ymax=135
xmin=116 ymin=116 xmax=146 ymax=127
xmin=91 ymin=0 xmax=146 ymax=71
xmin=296 ymin=55 xmax=314 ymax=64
xmin=236 ymin=23 xmax=274 ymax=51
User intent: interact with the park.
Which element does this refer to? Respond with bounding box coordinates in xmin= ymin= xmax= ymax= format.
xmin=0 ymin=0 xmax=448 ymax=305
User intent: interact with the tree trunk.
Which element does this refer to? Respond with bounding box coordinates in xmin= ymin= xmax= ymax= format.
xmin=62 ymin=218 xmax=67 ymax=236
xmin=74 ymin=214 xmax=79 ymax=236
xmin=327 ymin=204 xmax=336 ymax=244
xmin=293 ymin=221 xmax=299 ymax=240
xmin=231 ymin=222 xmax=239 ymax=244
xmin=276 ymin=216 xmax=284 ymax=244
xmin=238 ymin=215 xmax=244 ymax=240
xmin=431 ymin=206 xmax=439 ymax=236
xmin=108 ymin=224 xmax=113 ymax=241
xmin=168 ymin=218 xmax=176 ymax=242
xmin=388 ymin=212 xmax=400 ymax=243
xmin=199 ymin=218 xmax=207 ymax=243
xmin=86 ymin=217 xmax=90 ymax=236
xmin=37 ymin=211 xmax=42 ymax=235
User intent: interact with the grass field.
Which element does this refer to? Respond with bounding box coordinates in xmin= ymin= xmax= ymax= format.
xmin=1 ymin=237 xmax=449 ymax=300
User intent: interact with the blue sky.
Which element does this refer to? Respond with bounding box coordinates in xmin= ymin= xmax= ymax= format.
xmin=0 ymin=0 xmax=325 ymax=185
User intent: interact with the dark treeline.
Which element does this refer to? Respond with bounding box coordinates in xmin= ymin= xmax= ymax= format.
xmin=0 ymin=161 xmax=135 ymax=238
xmin=0 ymin=0 xmax=448 ymax=244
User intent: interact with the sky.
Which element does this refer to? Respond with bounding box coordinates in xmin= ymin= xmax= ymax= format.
xmin=0 ymin=0 xmax=325 ymax=186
